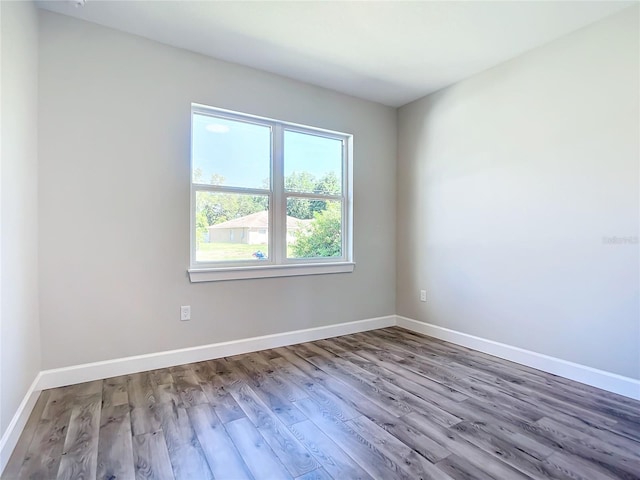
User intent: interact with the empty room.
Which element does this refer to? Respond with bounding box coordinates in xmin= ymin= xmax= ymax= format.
xmin=1 ymin=0 xmax=639 ymax=479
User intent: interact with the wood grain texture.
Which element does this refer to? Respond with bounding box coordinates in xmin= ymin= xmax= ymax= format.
xmin=132 ymin=432 xmax=174 ymax=480
xmin=287 ymin=419 xmax=373 ymax=480
xmin=295 ymin=467 xmax=333 ymax=480
xmin=346 ymin=415 xmax=452 ymax=480
xmin=57 ymin=393 xmax=102 ymax=480
xmin=228 ymin=381 xmax=317 ymax=477
xmin=102 ymin=376 xmax=129 ymax=408
xmin=96 ymin=404 xmax=135 ymax=480
xmin=3 ymin=390 xmax=51 ymax=479
xmin=186 ymin=403 xmax=253 ymax=479
xmin=154 ymin=402 xmax=213 ymax=480
xmin=225 ymin=417 xmax=292 ymax=480
xmin=6 ymin=327 xmax=640 ymax=480
xmin=231 ymin=356 xmax=309 ymax=426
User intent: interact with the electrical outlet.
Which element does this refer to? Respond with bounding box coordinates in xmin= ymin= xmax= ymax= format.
xmin=420 ymin=290 xmax=427 ymax=302
xmin=180 ymin=305 xmax=191 ymax=321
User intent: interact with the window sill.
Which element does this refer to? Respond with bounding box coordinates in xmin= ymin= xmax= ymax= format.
xmin=188 ymin=262 xmax=355 ymax=283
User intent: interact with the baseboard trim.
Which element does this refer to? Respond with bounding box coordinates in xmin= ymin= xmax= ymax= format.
xmin=2 ymin=315 xmax=392 ymax=475
xmin=0 ymin=374 xmax=42 ymax=474
xmin=396 ymin=315 xmax=640 ymax=401
xmin=37 ymin=315 xmax=396 ymax=391
xmin=3 ymin=313 xmax=638 ymax=476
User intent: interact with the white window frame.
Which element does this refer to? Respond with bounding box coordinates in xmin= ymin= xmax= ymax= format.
xmin=188 ymin=104 xmax=354 ymax=282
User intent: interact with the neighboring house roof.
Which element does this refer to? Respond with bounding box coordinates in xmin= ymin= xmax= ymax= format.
xmin=208 ymin=210 xmax=311 ymax=229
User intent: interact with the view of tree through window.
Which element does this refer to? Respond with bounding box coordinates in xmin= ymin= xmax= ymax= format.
xmin=283 ymin=131 xmax=343 ymax=259
xmin=191 ymin=106 xmax=349 ymax=266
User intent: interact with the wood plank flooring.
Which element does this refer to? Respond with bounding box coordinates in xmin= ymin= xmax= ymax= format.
xmin=4 ymin=327 xmax=640 ymax=480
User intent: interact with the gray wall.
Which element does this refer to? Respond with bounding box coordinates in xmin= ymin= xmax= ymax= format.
xmin=38 ymin=12 xmax=397 ymax=370
xmin=397 ymin=7 xmax=640 ymax=379
xmin=0 ymin=1 xmax=42 ymax=438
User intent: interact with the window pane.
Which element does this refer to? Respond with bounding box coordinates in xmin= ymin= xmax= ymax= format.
xmin=284 ymin=131 xmax=342 ymax=195
xmin=195 ymin=191 xmax=269 ymax=262
xmin=286 ymin=198 xmax=342 ymax=259
xmin=192 ymin=113 xmax=271 ymax=189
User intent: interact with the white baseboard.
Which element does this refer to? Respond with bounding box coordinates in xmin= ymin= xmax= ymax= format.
xmin=37 ymin=315 xmax=396 ymax=391
xmin=1 ymin=315 xmax=394 ymax=476
xmin=0 ymin=374 xmax=42 ymax=474
xmin=396 ymin=316 xmax=640 ymax=401
xmin=3 ymin=312 xmax=638 ymax=477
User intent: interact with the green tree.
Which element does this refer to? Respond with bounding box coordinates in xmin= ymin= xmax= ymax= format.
xmin=286 ymin=171 xmax=316 ymax=219
xmin=309 ymin=171 xmax=341 ymax=214
xmin=291 ymin=202 xmax=342 ymax=258
xmin=314 ymin=171 xmax=340 ymax=195
xmin=195 ymin=211 xmax=209 ymax=246
xmin=196 ymin=173 xmax=266 ymax=227
xmin=285 ymin=171 xmax=341 ymax=220
xmin=195 ymin=171 xmax=341 ymax=237
xmin=199 ymin=192 xmax=266 ymax=226
xmin=285 ymin=171 xmax=316 ymax=192
xmin=287 ymin=197 xmax=313 ymax=220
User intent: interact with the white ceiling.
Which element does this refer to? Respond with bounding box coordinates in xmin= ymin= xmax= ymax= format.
xmin=36 ymin=0 xmax=634 ymax=107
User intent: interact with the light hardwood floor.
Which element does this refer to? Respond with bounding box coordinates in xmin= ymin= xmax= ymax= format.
xmin=4 ymin=327 xmax=640 ymax=479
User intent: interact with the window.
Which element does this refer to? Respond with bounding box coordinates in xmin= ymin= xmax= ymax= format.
xmin=189 ymin=104 xmax=354 ymax=282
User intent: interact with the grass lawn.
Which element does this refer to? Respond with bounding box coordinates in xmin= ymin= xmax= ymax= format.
xmin=195 ymin=242 xmax=300 ymax=262
xmin=196 ymin=242 xmax=268 ymax=262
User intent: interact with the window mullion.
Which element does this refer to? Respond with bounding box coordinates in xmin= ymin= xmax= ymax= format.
xmin=272 ymin=124 xmax=286 ymax=263
xmin=282 ymin=192 xmax=343 ymax=201
xmin=192 ymin=184 xmax=270 ymax=196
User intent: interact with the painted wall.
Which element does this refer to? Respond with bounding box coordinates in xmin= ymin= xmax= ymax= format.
xmin=397 ymin=7 xmax=640 ymax=379
xmin=38 ymin=12 xmax=397 ymax=369
xmin=0 ymin=0 xmax=42 ymax=439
